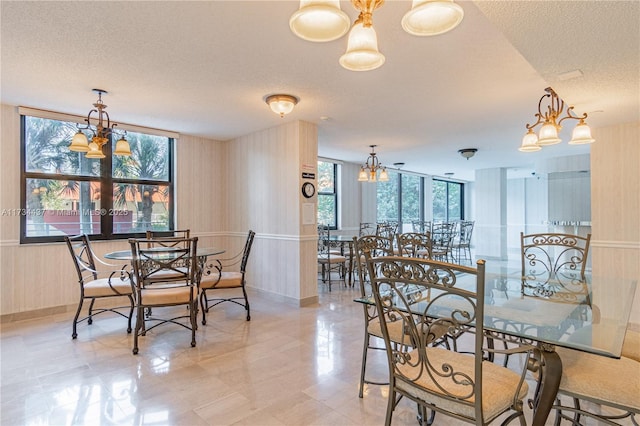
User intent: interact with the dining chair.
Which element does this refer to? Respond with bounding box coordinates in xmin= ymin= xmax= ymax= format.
xmin=376 ymin=221 xmax=398 ymax=240
xmin=64 ymin=234 xmax=135 ymax=339
xmin=411 ymin=220 xmax=432 ymax=234
xmin=395 ymin=232 xmax=433 ymax=258
xmin=520 ymin=232 xmax=591 ymax=298
xmin=146 ymin=229 xmax=191 ymax=247
xmin=128 ymin=236 xmax=199 ymax=355
xmin=451 ymin=220 xmax=474 ymax=264
xmin=199 ymin=230 xmax=255 ymax=324
xmin=317 ymin=225 xmax=347 ymax=291
xmin=353 ymin=234 xmax=396 ymax=397
xmin=552 ymin=327 xmax=640 ymax=425
xmin=431 ymin=221 xmax=457 ymax=262
xmin=359 ymin=222 xmax=377 ymax=237
xmin=366 ymin=255 xmax=532 ymax=425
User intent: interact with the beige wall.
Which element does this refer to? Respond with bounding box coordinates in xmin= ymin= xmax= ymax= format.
xmin=590 ymin=121 xmax=640 ymax=326
xmin=1 ymin=105 xmax=320 ymax=317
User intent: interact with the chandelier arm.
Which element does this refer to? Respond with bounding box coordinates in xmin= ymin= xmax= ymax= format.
xmin=525 ymin=113 xmax=545 ymax=131
xmin=558 ymin=106 xmax=588 ymax=126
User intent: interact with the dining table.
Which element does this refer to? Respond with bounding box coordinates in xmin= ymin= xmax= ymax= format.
xmin=105 ymin=246 xmax=226 ymax=284
xmin=354 ymin=263 xmax=637 ymax=426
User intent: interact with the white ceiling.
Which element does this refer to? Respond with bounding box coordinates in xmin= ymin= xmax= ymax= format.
xmin=2 ymin=1 xmax=638 ymax=181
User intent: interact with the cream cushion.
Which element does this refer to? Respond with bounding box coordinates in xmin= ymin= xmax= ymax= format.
xmin=318 ymin=254 xmax=347 ymax=264
xmin=200 ymin=271 xmax=243 ymax=289
xmin=84 ymin=278 xmax=133 ymax=297
xmin=556 ymin=347 xmax=640 ymax=412
xmin=622 ymin=329 xmax=640 ymax=362
xmin=140 ymin=285 xmax=198 ymax=306
xmin=368 ymin=319 xmax=449 ymax=346
xmin=395 ymin=347 xmax=528 ymax=422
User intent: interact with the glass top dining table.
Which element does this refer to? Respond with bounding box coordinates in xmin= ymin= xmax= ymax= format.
xmin=104 ymin=247 xmax=225 ymax=260
xmin=354 ymin=263 xmax=637 ymax=425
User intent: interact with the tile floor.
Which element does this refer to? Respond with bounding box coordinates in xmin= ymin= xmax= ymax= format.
xmin=0 ymin=280 xmax=629 ymax=425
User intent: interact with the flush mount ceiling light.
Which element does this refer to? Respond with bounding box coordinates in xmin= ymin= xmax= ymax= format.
xmin=265 ymin=94 xmax=299 ymax=118
xmin=289 ymin=0 xmax=464 ymax=72
xmin=519 ymin=87 xmax=595 ymax=153
xmin=458 ymin=148 xmax=477 ymax=160
xmin=358 ymin=145 xmax=389 ymax=182
xmin=68 ymin=89 xmax=131 ymax=159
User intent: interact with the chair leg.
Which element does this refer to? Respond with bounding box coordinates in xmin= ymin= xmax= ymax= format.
xmin=87 ymin=298 xmax=96 ymax=324
xmin=126 ymin=294 xmax=134 ymax=333
xmin=200 ymin=290 xmax=208 ymax=325
xmin=359 ymin=333 xmax=370 ymax=398
xmin=385 ymin=387 xmax=395 ymax=426
xmin=241 ymin=285 xmax=251 ymax=321
xmin=190 ymin=301 xmax=197 ymax=348
xmin=133 ymin=305 xmax=144 ymax=355
xmin=72 ymin=297 xmax=84 ymax=339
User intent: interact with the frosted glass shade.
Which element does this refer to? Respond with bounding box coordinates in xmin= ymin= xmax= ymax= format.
xmin=339 ymin=23 xmax=385 ymax=71
xmin=289 ymin=0 xmax=350 ymax=42
xmin=568 ymin=121 xmax=595 ymax=145
xmin=113 ymin=137 xmax=132 ymax=156
xmin=519 ymin=129 xmax=542 ymax=152
xmin=402 ymin=0 xmax=464 ymax=36
xmin=537 ymin=122 xmax=562 ymax=146
xmin=358 ymin=167 xmax=368 ymax=181
xmin=85 ymin=141 xmax=106 ymax=159
xmin=265 ymin=94 xmax=298 ymax=117
xmin=69 ymin=131 xmax=89 ymax=152
xmin=378 ymin=168 xmax=389 ymax=182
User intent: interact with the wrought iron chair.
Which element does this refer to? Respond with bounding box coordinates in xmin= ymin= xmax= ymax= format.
xmin=553 ymin=328 xmax=640 ymax=425
xmin=452 ymin=220 xmax=474 ymax=264
xmin=411 ymin=220 xmax=432 ymax=234
xmin=199 ymin=230 xmax=255 ymax=323
xmin=520 ymin=232 xmax=591 ymax=299
xmin=353 ymin=234 xmax=404 ymax=398
xmin=128 ymin=236 xmax=199 ymax=355
xmin=396 ymin=232 xmax=433 ymax=258
xmin=317 ymin=225 xmax=347 ymax=291
xmin=359 ymin=222 xmax=377 ymax=236
xmin=146 ymin=229 xmax=191 ymax=246
xmin=431 ymin=221 xmax=457 ymax=262
xmin=376 ymin=221 xmax=398 ymax=240
xmin=366 ymin=255 xmax=532 ymax=425
xmin=64 ymin=234 xmax=134 ymax=339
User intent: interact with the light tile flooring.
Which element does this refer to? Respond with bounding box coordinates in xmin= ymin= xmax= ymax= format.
xmin=0 ymin=280 xmax=628 ymax=425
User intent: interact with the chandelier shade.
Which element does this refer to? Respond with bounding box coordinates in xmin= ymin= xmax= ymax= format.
xmin=289 ymin=0 xmax=351 ymax=42
xmin=68 ymin=89 xmax=131 ymax=158
xmin=401 ymin=0 xmax=464 ymax=36
xmin=358 ymin=145 xmax=389 ymax=182
xmin=519 ymin=87 xmax=594 ymax=152
xmin=290 ymin=0 xmax=463 ymax=71
xmin=339 ymin=22 xmax=385 ymax=71
xmin=265 ymin=94 xmax=299 ymax=117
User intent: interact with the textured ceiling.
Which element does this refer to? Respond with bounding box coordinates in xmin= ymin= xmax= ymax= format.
xmin=1 ymin=1 xmax=638 ymax=181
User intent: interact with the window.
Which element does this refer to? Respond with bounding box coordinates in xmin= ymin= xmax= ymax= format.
xmin=433 ymin=179 xmax=463 ymax=222
xmin=377 ymin=171 xmax=424 ymax=231
xmin=317 ymin=161 xmax=337 ymax=229
xmin=20 ymin=113 xmax=174 ymax=243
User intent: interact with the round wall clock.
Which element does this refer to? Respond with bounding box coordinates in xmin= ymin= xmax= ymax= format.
xmin=302 ymin=182 xmax=316 ymax=198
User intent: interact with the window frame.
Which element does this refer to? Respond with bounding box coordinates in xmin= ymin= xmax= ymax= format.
xmin=432 ymin=178 xmax=465 ymax=222
xmin=377 ymin=171 xmax=425 ymax=231
xmin=19 ymin=110 xmax=175 ymax=244
xmin=317 ymin=160 xmax=338 ymax=230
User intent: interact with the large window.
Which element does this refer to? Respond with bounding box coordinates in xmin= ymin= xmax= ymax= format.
xmin=377 ymin=171 xmax=423 ymax=231
xmin=317 ymin=161 xmax=337 ymax=229
xmin=433 ymin=179 xmax=463 ymax=222
xmin=20 ymin=113 xmax=174 ymax=243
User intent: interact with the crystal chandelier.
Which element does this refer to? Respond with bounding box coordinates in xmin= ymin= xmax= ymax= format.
xmin=69 ymin=89 xmax=131 ymax=159
xmin=519 ymin=87 xmax=595 ymax=152
xmin=289 ymin=0 xmax=464 ymax=72
xmin=358 ymin=145 xmax=389 ymax=182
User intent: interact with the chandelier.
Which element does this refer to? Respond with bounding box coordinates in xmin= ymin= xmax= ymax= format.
xmin=519 ymin=87 xmax=595 ymax=152
xmin=289 ymin=0 xmax=464 ymax=72
xmin=358 ymin=145 xmax=389 ymax=182
xmin=68 ymin=89 xmax=131 ymax=159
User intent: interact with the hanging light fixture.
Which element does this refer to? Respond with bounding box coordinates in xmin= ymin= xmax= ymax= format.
xmin=265 ymin=94 xmax=299 ymax=118
xmin=69 ymin=89 xmax=131 ymax=159
xmin=358 ymin=145 xmax=389 ymax=182
xmin=290 ymin=0 xmax=464 ymax=71
xmin=519 ymin=87 xmax=595 ymax=152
